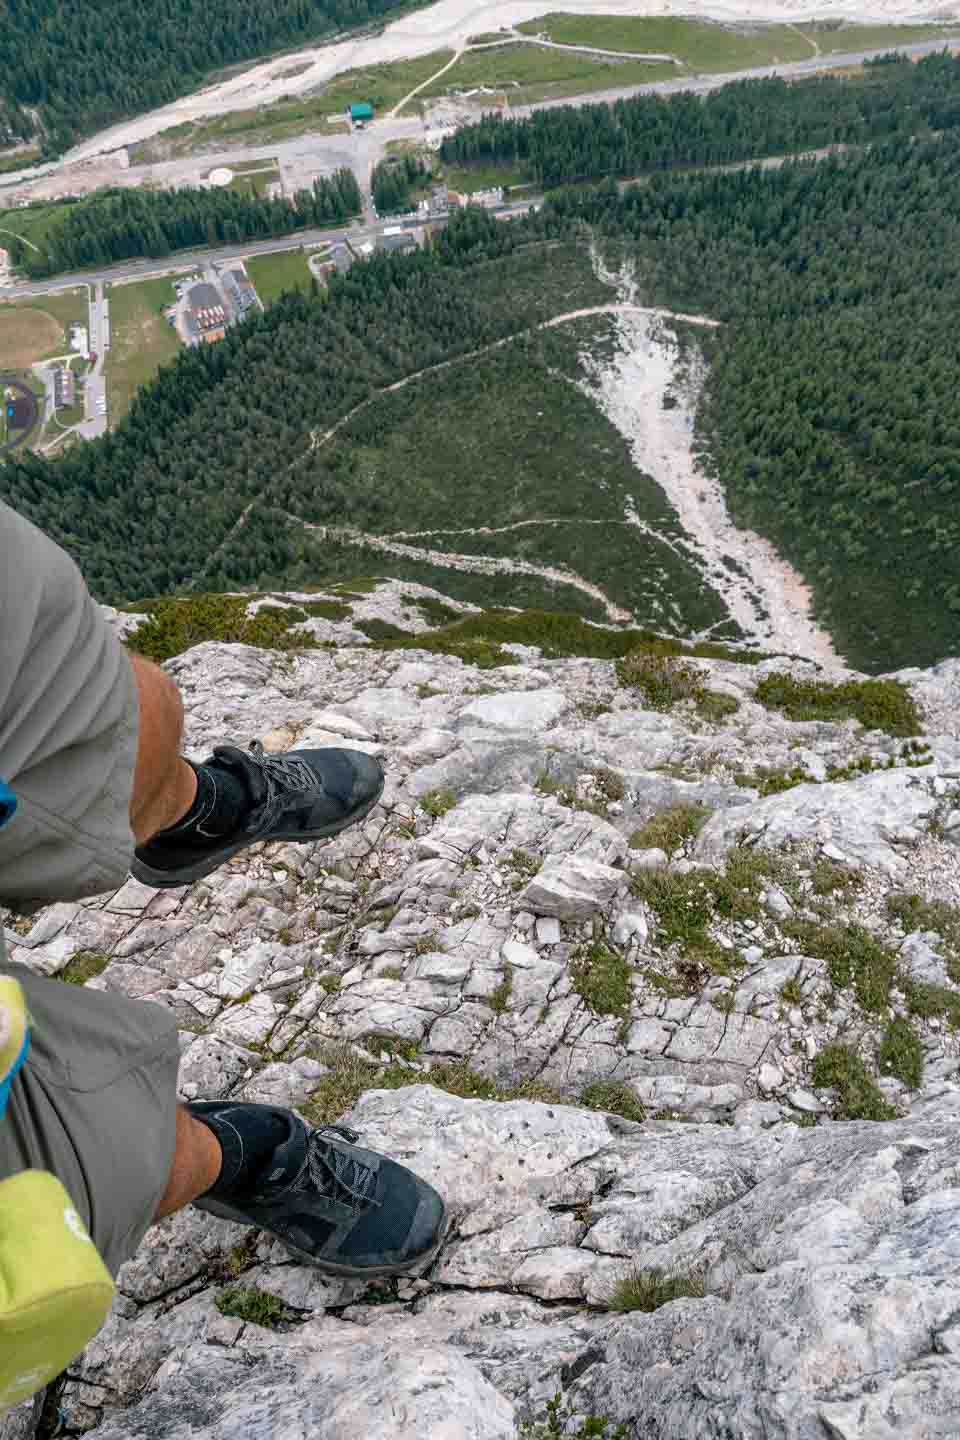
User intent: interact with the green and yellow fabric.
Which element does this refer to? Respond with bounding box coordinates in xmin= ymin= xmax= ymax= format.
xmin=0 ymin=977 xmax=116 ymax=1412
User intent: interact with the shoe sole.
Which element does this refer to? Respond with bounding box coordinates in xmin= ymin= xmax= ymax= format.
xmin=131 ymin=780 xmax=384 ymax=889
xmin=195 ymin=1195 xmax=449 ymax=1280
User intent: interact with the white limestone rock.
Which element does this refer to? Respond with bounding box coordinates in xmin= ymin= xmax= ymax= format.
xmin=518 ymin=856 xmax=623 ymax=920
xmin=696 ymin=769 xmax=938 ymax=877
xmin=459 ymin=689 xmax=571 ymax=731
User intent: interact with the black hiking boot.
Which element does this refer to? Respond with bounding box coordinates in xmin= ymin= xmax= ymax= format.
xmin=189 ymin=1102 xmax=447 ymax=1277
xmin=131 ymin=740 xmax=384 ymax=888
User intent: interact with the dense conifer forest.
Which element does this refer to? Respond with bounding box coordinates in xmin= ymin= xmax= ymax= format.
xmin=441 ymin=50 xmax=960 ymax=186
xmin=9 ymin=174 xmax=363 ymax=277
xmin=5 ymin=68 xmax=960 ymax=669
xmin=0 ymin=0 xmax=422 ymax=154
xmin=371 ymin=156 xmax=433 ymax=214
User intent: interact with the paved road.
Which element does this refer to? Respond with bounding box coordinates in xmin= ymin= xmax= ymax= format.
xmin=0 ymin=201 xmax=545 ymax=300
xmin=82 ymin=282 xmax=107 ymax=439
xmin=1 ymin=225 xmax=360 ymax=299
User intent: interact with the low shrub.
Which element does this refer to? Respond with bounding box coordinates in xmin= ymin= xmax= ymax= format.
xmin=697 ymin=690 xmax=740 ymax=722
xmin=615 ymin=652 xmax=704 ymax=711
xmin=127 ymin=593 xmax=319 ymax=662
xmin=301 ymin=599 xmax=350 ymax=620
xmin=754 ymin=673 xmax=921 ymax=738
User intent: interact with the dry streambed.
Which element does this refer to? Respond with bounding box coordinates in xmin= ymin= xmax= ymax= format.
xmin=579 ymin=262 xmax=842 ymax=665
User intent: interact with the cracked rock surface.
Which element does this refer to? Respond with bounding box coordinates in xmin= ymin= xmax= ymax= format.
xmin=4 ymin=587 xmax=960 ymax=1439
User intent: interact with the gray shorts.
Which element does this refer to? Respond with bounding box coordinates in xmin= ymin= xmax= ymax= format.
xmin=0 ymin=500 xmax=180 ymax=1275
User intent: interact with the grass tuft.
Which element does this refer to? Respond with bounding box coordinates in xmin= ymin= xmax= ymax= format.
xmin=904 ymin=979 xmax=960 ymax=1028
xmin=604 ymin=1265 xmax=706 ymax=1313
xmin=580 ymin=1080 xmax=645 ymax=1122
xmin=489 ymin=967 xmax=514 ymax=1014
xmin=570 ymin=941 xmax=632 ymax=1016
xmin=887 ymin=892 xmax=960 ymax=982
xmin=421 ymin=788 xmax=457 ymax=818
xmin=629 ymin=804 xmax=711 ymax=856
xmin=878 ymin=1015 xmax=924 ymax=1089
xmin=785 ymin=921 xmax=897 ymax=1013
xmin=811 ymin=1043 xmax=896 ymax=1121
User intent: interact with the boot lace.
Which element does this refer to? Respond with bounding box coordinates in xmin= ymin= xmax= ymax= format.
xmin=305 ymin=1124 xmax=380 ymax=1212
xmin=241 ymin=740 xmax=319 ymax=832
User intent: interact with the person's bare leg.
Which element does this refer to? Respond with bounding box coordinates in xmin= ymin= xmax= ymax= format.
xmin=127 ymin=652 xmax=198 ymax=845
xmin=155 ymin=1107 xmax=223 ymax=1219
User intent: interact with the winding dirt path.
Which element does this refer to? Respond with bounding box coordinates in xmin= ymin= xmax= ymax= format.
xmin=283 ymin=514 xmax=634 ymax=622
xmin=307 ymin=299 xmax=718 ymax=457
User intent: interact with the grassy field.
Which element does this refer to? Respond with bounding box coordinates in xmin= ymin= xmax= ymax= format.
xmin=0 ymin=307 xmax=62 ymax=367
xmin=799 ymin=20 xmax=960 ymax=54
xmin=516 ymin=15 xmax=960 ymax=69
xmin=0 ymin=147 xmax=42 ymax=176
xmin=144 ymin=51 xmax=452 ymax=157
xmin=104 ymin=277 xmax=181 ymax=424
xmin=0 ymin=200 xmax=76 ymax=261
xmin=227 ymin=167 xmax=282 ymax=198
xmin=226 ymin=158 xmax=280 ymax=174
xmin=0 ymin=288 xmax=87 ymax=365
xmin=422 ymin=43 xmax=676 ymax=102
xmin=245 ymin=249 xmax=312 ymax=304
xmin=441 ymin=161 xmax=530 ymax=192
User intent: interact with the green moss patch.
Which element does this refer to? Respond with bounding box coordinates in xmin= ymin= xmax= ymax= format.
xmin=127 ymin=594 xmax=318 ymax=662
xmin=216 ymin=1285 xmax=289 ymax=1328
xmin=811 ymin=1043 xmax=895 ymax=1121
xmin=754 ymin=673 xmax=921 ymax=738
xmin=60 ymin=950 xmax=110 ymax=985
